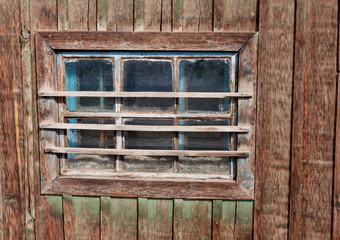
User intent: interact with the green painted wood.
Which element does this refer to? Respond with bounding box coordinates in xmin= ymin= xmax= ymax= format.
xmin=235 ymin=201 xmax=253 ymax=239
xmin=174 ymin=199 xmax=212 ymax=240
xmin=101 ymin=197 xmax=138 ymax=239
xmin=138 ymin=198 xmax=173 ymax=240
xmin=63 ymin=195 xmax=101 ymax=240
xmin=213 ymin=200 xmax=236 ymax=240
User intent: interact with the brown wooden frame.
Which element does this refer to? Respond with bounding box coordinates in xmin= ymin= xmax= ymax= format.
xmin=35 ymin=31 xmax=258 ymax=200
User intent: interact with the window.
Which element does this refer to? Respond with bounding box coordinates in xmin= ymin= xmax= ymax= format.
xmin=36 ymin=32 xmax=258 ymax=199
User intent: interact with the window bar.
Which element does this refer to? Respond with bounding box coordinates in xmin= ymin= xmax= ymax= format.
xmin=58 ymin=55 xmax=67 ymax=172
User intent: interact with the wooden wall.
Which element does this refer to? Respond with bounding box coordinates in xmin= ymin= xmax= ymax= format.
xmin=0 ymin=0 xmax=338 ymax=239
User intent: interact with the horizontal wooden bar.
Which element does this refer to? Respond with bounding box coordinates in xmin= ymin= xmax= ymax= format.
xmin=40 ymin=122 xmax=250 ymax=132
xmin=63 ymin=111 xmax=232 ymax=119
xmin=38 ymin=91 xmax=252 ymax=98
xmin=62 ymin=169 xmax=233 ymax=180
xmin=38 ymin=31 xmax=255 ymax=52
xmin=42 ymin=175 xmax=253 ymax=199
xmin=45 ymin=147 xmax=249 ymax=157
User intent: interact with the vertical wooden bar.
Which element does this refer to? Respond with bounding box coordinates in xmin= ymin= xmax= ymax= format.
xmin=235 ymin=201 xmax=253 ymax=240
xmin=172 ymin=0 xmax=213 ymax=32
xmin=138 ymin=198 xmax=173 ymax=240
xmin=254 ymin=0 xmax=295 ymax=239
xmin=0 ymin=0 xmax=25 ymax=238
xmin=290 ymin=0 xmax=338 ymax=239
xmin=173 ymin=199 xmax=212 ymax=240
xmin=63 ymin=195 xmax=101 ymax=240
xmin=104 ymin=0 xmax=134 ymax=31
xmin=213 ymin=0 xmax=257 ymax=32
xmin=334 ymin=74 xmax=340 ymax=240
xmin=212 ymin=200 xmax=236 ymax=240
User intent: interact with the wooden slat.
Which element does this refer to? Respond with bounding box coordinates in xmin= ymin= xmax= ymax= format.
xmin=37 ymin=31 xmax=254 ymax=52
xmin=38 ymin=91 xmax=253 ymax=98
xmin=63 ymin=111 xmax=232 ymax=119
xmin=138 ymin=198 xmax=173 ymax=239
xmin=254 ymin=0 xmax=295 ymax=239
xmin=173 ymin=199 xmax=212 ymax=239
xmin=0 ymin=0 xmax=25 ymax=236
xmin=105 ymin=0 xmax=134 ymax=31
xmin=44 ymin=176 xmax=252 ymax=199
xmin=101 ymin=197 xmax=138 ymax=239
xmin=45 ymin=147 xmax=249 ymax=157
xmin=214 ymin=0 xmax=257 ymax=32
xmin=333 ymin=74 xmax=340 ymax=240
xmin=63 ymin=195 xmax=101 ymax=240
xmin=212 ymin=200 xmax=236 ymax=240
xmin=134 ymin=0 xmax=162 ymax=31
xmin=31 ymin=1 xmax=64 ymax=239
xmin=235 ymin=201 xmax=253 ymax=239
xmin=40 ymin=122 xmax=250 ymax=133
xmin=289 ymin=0 xmax=337 ymax=239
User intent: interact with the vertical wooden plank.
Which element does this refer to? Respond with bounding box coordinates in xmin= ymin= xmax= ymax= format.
xmin=138 ymin=198 xmax=173 ymax=240
xmin=290 ymin=0 xmax=338 ymax=239
xmin=20 ymin=0 xmax=35 ymax=238
xmin=57 ymin=0 xmax=91 ymax=31
xmin=0 ymin=1 xmax=25 ymax=238
xmin=174 ymin=199 xmax=212 ymax=240
xmin=161 ymin=0 xmax=172 ymax=32
xmin=254 ymin=0 xmax=295 ymax=239
xmin=214 ymin=0 xmax=257 ymax=32
xmin=64 ymin=195 xmax=101 ymax=240
xmin=102 ymin=0 xmax=134 ymax=31
xmin=134 ymin=0 xmax=162 ymax=31
xmin=101 ymin=197 xmax=138 ymax=239
xmin=212 ymin=200 xmax=236 ymax=240
xmin=235 ymin=201 xmax=253 ymax=240
xmin=334 ymin=74 xmax=340 ymax=239
xmin=172 ymin=0 xmax=213 ymax=32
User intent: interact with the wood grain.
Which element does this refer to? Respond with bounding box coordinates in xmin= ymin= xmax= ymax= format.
xmin=173 ymin=199 xmax=212 ymax=240
xmin=38 ymin=31 xmax=254 ymax=51
xmin=212 ymin=200 xmax=236 ymax=240
xmin=290 ymin=0 xmax=338 ymax=239
xmin=138 ymin=198 xmax=173 ymax=239
xmin=254 ymin=0 xmax=295 ymax=239
xmin=214 ymin=0 xmax=257 ymax=32
xmin=101 ymin=197 xmax=138 ymax=239
xmin=134 ymin=0 xmax=162 ymax=31
xmin=63 ymin=195 xmax=101 ymax=240
xmin=106 ymin=0 xmax=134 ymax=31
xmin=44 ymin=176 xmax=252 ymax=199
xmin=235 ymin=201 xmax=253 ymax=239
xmin=334 ymin=74 xmax=340 ymax=240
xmin=0 ymin=0 xmax=25 ymax=237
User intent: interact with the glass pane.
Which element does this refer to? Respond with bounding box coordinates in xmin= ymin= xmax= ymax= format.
xmin=178 ymin=120 xmax=231 ymax=174
xmin=123 ymin=119 xmax=173 ymax=150
xmin=123 ymin=156 xmax=173 ymax=172
xmin=178 ymin=59 xmax=230 ymax=112
xmin=67 ymin=154 xmax=115 ymax=170
xmin=65 ymin=59 xmax=114 ymax=111
xmin=123 ymin=60 xmax=174 ymax=111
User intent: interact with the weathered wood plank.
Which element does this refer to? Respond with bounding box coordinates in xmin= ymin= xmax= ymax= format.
xmin=214 ymin=0 xmax=257 ymax=32
xmin=290 ymin=0 xmax=338 ymax=239
xmin=38 ymin=31 xmax=254 ymax=52
xmin=254 ymin=0 xmax=295 ymax=239
xmin=40 ymin=122 xmax=250 ymax=133
xmin=138 ymin=198 xmax=173 ymax=239
xmin=64 ymin=195 xmax=101 ymax=240
xmin=31 ymin=1 xmax=64 ymax=239
xmin=44 ymin=176 xmax=251 ymax=199
xmin=174 ymin=199 xmax=212 ymax=240
xmin=134 ymin=0 xmax=162 ymax=31
xmin=38 ymin=90 xmax=253 ymax=98
xmin=334 ymin=74 xmax=340 ymax=240
xmin=45 ymin=147 xmax=250 ymax=157
xmin=161 ymin=0 xmax=172 ymax=31
xmin=235 ymin=201 xmax=253 ymax=239
xmin=212 ymin=200 xmax=236 ymax=240
xmin=20 ymin=0 xmax=35 ymax=237
xmin=103 ymin=0 xmax=134 ymax=31
xmin=58 ymin=0 xmax=92 ymax=31
xmin=172 ymin=0 xmax=213 ymax=32
xmin=101 ymin=197 xmax=138 ymax=239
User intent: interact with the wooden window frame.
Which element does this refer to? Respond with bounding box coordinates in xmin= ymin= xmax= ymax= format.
xmin=36 ymin=31 xmax=258 ymax=200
